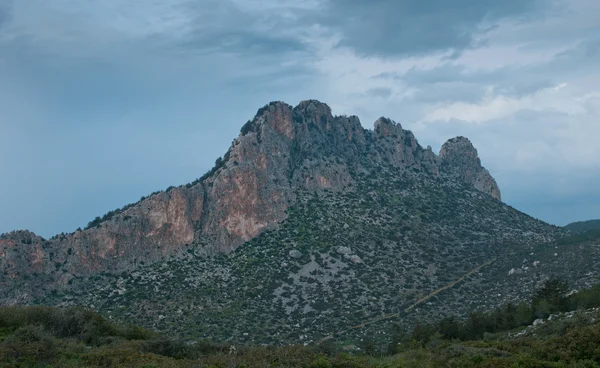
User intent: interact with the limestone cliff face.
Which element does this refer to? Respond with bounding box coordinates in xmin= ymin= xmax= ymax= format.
xmin=0 ymin=231 xmax=47 ymax=279
xmin=372 ymin=117 xmax=440 ymax=174
xmin=200 ymin=102 xmax=297 ymax=252
xmin=0 ymin=100 xmax=502 ymax=303
xmin=0 ymin=186 xmax=205 ymax=303
xmin=58 ymin=185 xmax=204 ymax=276
xmin=439 ymin=137 xmax=501 ymax=201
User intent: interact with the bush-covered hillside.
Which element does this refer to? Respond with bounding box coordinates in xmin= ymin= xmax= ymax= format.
xmin=38 ymin=167 xmax=583 ymax=345
xmin=565 ymin=219 xmax=600 ymax=234
xmin=4 ymin=281 xmax=600 ymax=367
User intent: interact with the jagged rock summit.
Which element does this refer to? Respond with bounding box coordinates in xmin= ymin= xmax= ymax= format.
xmin=1 ymin=99 xmax=503 ymax=304
xmin=439 ymin=136 xmax=501 ymax=201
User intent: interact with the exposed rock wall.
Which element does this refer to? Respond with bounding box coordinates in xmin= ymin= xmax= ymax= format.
xmin=439 ymin=136 xmax=501 ymax=200
xmin=0 ymin=100 xmax=503 ymax=303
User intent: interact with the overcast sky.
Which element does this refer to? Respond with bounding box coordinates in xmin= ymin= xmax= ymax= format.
xmin=1 ymin=0 xmax=599 ymax=237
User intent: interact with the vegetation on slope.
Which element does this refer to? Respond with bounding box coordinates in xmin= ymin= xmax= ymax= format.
xmin=559 ymin=228 xmax=600 ymax=245
xmin=400 ymin=279 xmax=600 ymax=346
xmin=41 ymin=166 xmax=576 ymax=345
xmin=565 ymin=219 xmax=600 ymax=234
xmin=4 ymin=281 xmax=600 ymax=367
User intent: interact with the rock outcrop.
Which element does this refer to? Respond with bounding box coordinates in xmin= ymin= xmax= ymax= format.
xmin=0 ymin=100 xmax=503 ymax=303
xmin=439 ymin=136 xmax=501 ymax=200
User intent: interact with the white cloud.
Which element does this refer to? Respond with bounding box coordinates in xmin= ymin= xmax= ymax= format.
xmin=421 ymin=82 xmax=585 ymax=123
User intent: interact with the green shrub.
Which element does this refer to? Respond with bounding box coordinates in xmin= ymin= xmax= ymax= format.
xmin=405 ymin=278 xmax=600 ymax=345
xmin=0 ymin=325 xmax=57 ymax=362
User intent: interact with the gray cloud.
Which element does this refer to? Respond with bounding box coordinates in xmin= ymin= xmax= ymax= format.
xmin=1 ymin=0 xmax=599 ymax=236
xmin=176 ymin=0 xmax=313 ymax=56
xmin=0 ymin=0 xmax=315 ymax=65
xmin=319 ymin=0 xmax=542 ymax=56
xmin=181 ymin=30 xmax=306 ymax=54
xmin=365 ymin=87 xmax=393 ymax=98
xmin=553 ymin=37 xmax=600 ymax=68
xmin=412 ymin=82 xmax=487 ymax=104
xmin=400 ymin=64 xmax=558 ymax=103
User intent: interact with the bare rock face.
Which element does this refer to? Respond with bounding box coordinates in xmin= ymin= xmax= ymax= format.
xmin=373 ymin=117 xmax=440 ymax=174
xmin=0 ymin=231 xmax=47 ymax=279
xmin=0 ymin=100 xmax=503 ymax=303
xmin=0 ymin=231 xmax=55 ymax=304
xmin=200 ymin=102 xmax=297 ymax=252
xmin=374 ymin=117 xmax=421 ymax=167
xmin=439 ymin=137 xmax=501 ymax=200
xmin=0 ymin=186 xmax=205 ymax=303
xmin=58 ymin=185 xmax=204 ymax=276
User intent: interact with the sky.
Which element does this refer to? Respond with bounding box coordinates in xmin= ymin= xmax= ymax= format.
xmin=0 ymin=0 xmax=599 ymax=237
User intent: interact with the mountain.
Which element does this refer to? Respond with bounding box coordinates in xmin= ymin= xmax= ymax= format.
xmin=4 ymin=100 xmax=599 ymax=345
xmin=1 ymin=100 xmax=499 ymax=303
xmin=565 ymin=219 xmax=600 ymax=234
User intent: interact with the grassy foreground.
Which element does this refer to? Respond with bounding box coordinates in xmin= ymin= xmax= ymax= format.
xmin=1 ymin=301 xmax=600 ymax=367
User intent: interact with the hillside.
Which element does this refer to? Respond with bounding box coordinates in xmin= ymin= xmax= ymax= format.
xmin=566 ymin=219 xmax=600 ymax=234
xmin=44 ymin=175 xmax=600 ymax=345
xmin=5 ymin=99 xmax=598 ymax=346
xmin=3 ymin=282 xmax=600 ymax=367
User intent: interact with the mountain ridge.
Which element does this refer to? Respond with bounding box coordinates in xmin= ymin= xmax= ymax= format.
xmin=7 ymin=99 xmax=594 ymax=347
xmin=1 ymin=99 xmax=504 ymax=304
xmin=4 ymin=99 xmax=502 ymax=239
xmin=42 ymin=158 xmax=570 ymax=344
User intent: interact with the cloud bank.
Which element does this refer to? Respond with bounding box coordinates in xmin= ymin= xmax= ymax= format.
xmin=0 ymin=0 xmax=598 ymax=236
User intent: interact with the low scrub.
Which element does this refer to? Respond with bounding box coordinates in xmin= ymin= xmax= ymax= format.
xmin=1 ymin=282 xmax=600 ymax=367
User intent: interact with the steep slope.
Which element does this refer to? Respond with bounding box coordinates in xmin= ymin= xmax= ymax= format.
xmin=2 ymin=100 xmax=503 ymax=304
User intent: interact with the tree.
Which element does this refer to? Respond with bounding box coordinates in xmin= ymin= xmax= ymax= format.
xmin=439 ymin=317 xmax=460 ymax=340
xmin=411 ymin=323 xmax=435 ymax=344
xmin=86 ymin=216 xmax=102 ymax=229
xmin=514 ymin=302 xmax=533 ymax=326
xmin=464 ymin=312 xmax=487 ymax=340
xmin=387 ymin=323 xmax=406 ymax=355
xmin=533 ymin=278 xmax=569 ymax=317
xmin=534 ymin=299 xmax=554 ymax=318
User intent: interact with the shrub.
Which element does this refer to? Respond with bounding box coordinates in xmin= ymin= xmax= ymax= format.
xmin=0 ymin=306 xmax=154 ymax=345
xmin=0 ymin=325 xmax=57 ymax=361
xmin=405 ymin=278 xmax=600 ymax=345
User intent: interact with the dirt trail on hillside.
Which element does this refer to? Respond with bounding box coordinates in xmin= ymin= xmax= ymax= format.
xmin=316 ymin=258 xmax=497 ymax=344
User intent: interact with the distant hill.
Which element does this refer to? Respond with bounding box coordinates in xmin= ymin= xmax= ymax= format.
xmin=565 ymin=219 xmax=600 ymax=234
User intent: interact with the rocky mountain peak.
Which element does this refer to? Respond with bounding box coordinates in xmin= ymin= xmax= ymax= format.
xmin=439 ymin=136 xmax=501 ymax=200
xmin=1 ymin=100 xmax=505 ymax=304
xmin=294 ymin=99 xmax=333 ymax=117
xmin=439 ymin=136 xmax=479 ymax=161
xmin=374 ymin=117 xmax=402 ymax=138
xmin=292 ymin=100 xmax=334 ymax=133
